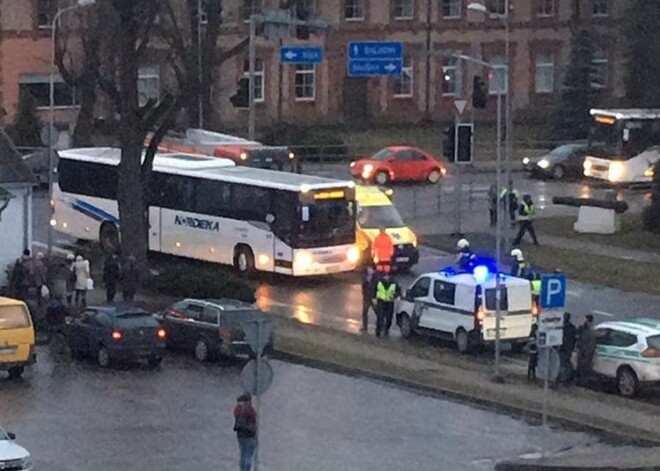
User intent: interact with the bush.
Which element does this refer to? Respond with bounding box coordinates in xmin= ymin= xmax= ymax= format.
xmin=262 ymin=125 xmax=348 ymax=162
xmin=144 ymin=262 xmax=256 ymax=303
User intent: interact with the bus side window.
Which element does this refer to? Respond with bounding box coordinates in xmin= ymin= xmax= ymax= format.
xmin=271 ymin=190 xmax=295 ymax=244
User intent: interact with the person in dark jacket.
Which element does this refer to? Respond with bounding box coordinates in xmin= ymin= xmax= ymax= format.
xmin=558 ymin=312 xmax=577 ymax=385
xmin=576 ymin=314 xmax=594 ymax=344
xmin=233 ymin=393 xmax=257 ymax=471
xmin=120 ymin=255 xmax=140 ymax=303
xmin=361 ymin=265 xmax=377 ymax=333
xmin=46 ymin=294 xmax=67 ymax=330
xmin=527 ymin=323 xmax=539 ymax=382
xmin=103 ymin=253 xmax=121 ymax=303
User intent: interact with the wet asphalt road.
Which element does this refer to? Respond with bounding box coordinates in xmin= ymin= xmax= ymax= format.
xmin=0 ymin=348 xmax=607 ymax=471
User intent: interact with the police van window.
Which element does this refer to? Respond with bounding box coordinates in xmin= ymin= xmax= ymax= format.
xmin=409 ymin=277 xmax=431 ymax=298
xmin=485 ymin=288 xmax=508 ymax=311
xmin=647 ymin=335 xmax=660 ymax=350
xmin=433 ymin=281 xmax=456 ymax=305
xmin=607 ymin=331 xmax=637 ymax=347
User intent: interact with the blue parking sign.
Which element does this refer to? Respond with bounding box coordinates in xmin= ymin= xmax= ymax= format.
xmin=540 ymin=274 xmax=567 ymax=309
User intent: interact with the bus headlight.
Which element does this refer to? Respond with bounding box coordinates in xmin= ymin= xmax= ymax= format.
xmin=608 ymin=161 xmax=625 ymax=182
xmin=294 ymin=250 xmax=314 ymax=269
xmin=258 ymin=253 xmax=271 ymax=266
xmin=362 ymin=164 xmax=374 ymax=179
xmin=346 ymin=245 xmax=360 ymax=264
xmin=50 ymin=218 xmax=57 ymax=227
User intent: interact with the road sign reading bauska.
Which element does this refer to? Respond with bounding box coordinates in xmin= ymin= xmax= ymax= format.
xmin=347 ymin=41 xmax=403 ymax=77
xmin=540 ymin=274 xmax=567 ymax=309
xmin=454 ymin=99 xmax=468 ymax=115
xmin=280 ymin=45 xmax=324 ymax=64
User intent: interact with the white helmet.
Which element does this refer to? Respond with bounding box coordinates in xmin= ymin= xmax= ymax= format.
xmin=511 ymin=248 xmax=524 ymax=261
xmin=457 ymin=239 xmax=470 ymax=249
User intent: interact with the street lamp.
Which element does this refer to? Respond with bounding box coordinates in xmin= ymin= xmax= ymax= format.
xmin=48 ymin=0 xmax=96 ymax=256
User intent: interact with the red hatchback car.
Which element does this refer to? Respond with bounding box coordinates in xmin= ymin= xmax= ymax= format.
xmin=350 ymin=146 xmax=447 ymax=185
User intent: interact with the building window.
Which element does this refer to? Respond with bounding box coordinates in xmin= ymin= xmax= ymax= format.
xmin=489 ymin=0 xmax=506 ymax=15
xmin=19 ymin=75 xmax=78 ymax=108
xmin=295 ymin=64 xmax=315 ymax=100
xmin=489 ymin=55 xmax=508 ymax=95
xmin=393 ymin=0 xmax=413 ymax=19
xmin=344 ymin=0 xmax=365 ymax=20
xmin=592 ymin=0 xmax=608 ymax=16
xmin=535 ymin=54 xmax=554 ymax=93
xmin=199 ymin=0 xmax=210 ymax=24
xmin=243 ymin=59 xmax=265 ymax=102
xmin=295 ymin=0 xmax=316 ymax=18
xmin=36 ymin=0 xmax=56 ymax=28
xmin=137 ymin=67 xmax=160 ymax=107
xmin=535 ymin=0 xmax=554 ymax=16
xmin=441 ymin=57 xmax=462 ymax=96
xmin=394 ymin=56 xmax=413 ymax=97
xmin=241 ymin=0 xmax=262 ymax=21
xmin=441 ymin=0 xmax=461 ymax=18
xmin=591 ymin=50 xmax=608 ymax=89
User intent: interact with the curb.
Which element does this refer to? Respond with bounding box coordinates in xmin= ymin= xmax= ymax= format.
xmin=271 ymin=341 xmax=660 ymax=447
xmin=495 ymin=462 xmax=660 ymax=471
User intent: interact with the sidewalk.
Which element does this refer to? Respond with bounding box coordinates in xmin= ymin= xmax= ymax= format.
xmin=273 ymin=318 xmax=660 ymax=445
xmin=541 ymin=234 xmax=660 ymax=265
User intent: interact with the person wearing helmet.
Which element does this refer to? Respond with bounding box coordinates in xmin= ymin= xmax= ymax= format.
xmin=456 ymin=238 xmax=475 ymax=271
xmin=510 ymin=248 xmax=528 ymax=278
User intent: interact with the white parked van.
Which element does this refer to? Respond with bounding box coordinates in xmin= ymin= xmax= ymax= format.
xmin=395 ymin=269 xmax=536 ymax=353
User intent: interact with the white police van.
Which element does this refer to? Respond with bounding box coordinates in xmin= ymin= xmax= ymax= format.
xmin=395 ymin=268 xmax=536 ymax=353
xmin=584 ymin=319 xmax=660 ymax=398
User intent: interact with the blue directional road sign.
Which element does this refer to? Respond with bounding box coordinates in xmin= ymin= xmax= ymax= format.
xmin=280 ymin=46 xmax=324 ymax=64
xmin=540 ymin=273 xmax=567 ymax=309
xmin=347 ymin=41 xmax=403 ymax=77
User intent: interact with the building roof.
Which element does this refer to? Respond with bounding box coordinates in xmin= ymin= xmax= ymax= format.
xmin=0 ymin=129 xmax=37 ymax=185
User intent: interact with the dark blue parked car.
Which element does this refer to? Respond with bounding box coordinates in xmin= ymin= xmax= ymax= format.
xmin=65 ymin=306 xmax=167 ymax=368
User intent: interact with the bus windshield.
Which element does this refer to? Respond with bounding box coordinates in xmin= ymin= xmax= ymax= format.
xmin=589 ymin=119 xmax=660 ymax=160
xmin=358 ymin=204 xmax=404 ymax=229
xmin=297 ymin=199 xmax=355 ymax=248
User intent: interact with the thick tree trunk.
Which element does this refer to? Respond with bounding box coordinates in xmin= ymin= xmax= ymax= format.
xmin=72 ymin=78 xmax=96 ymax=146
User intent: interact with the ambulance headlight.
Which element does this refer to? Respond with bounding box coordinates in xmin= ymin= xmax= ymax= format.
xmin=346 ymin=245 xmax=360 ymax=264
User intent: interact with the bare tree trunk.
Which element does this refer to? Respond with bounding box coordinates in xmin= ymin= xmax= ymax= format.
xmin=72 ymin=79 xmax=96 ymax=146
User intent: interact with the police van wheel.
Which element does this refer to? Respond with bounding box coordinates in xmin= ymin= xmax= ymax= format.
xmin=234 ymin=246 xmax=255 ymax=276
xmin=100 ymin=222 xmax=119 ymax=254
xmin=399 ymin=313 xmax=412 ymax=338
xmin=456 ymin=329 xmax=470 ymax=354
xmin=616 ymin=366 xmax=638 ymax=398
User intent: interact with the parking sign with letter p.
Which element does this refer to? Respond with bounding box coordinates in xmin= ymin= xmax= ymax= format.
xmin=540 ymin=274 xmax=567 ymax=309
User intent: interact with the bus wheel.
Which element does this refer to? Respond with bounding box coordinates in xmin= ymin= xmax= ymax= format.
xmin=100 ymin=222 xmax=119 ymax=254
xmin=234 ymin=246 xmax=255 ymax=276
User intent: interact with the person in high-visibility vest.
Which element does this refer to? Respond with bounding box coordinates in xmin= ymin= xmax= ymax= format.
xmin=374 ymin=269 xmax=400 ymax=337
xmin=372 ymin=227 xmax=395 ymax=272
xmin=500 ymin=180 xmax=519 ymax=227
xmin=512 ymin=194 xmax=540 ymax=246
xmin=510 ymin=248 xmax=528 ymax=278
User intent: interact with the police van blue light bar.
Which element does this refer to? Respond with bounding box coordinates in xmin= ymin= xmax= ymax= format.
xmin=473 ymin=265 xmax=490 ymax=284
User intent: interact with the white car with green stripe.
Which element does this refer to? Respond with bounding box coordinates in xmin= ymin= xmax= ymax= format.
xmin=590 ymin=318 xmax=660 ymax=397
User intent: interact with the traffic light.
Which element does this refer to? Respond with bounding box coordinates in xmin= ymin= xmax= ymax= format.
xmin=294 ymin=0 xmax=310 ymax=39
xmin=472 ymin=75 xmax=487 ymax=109
xmin=230 ymin=78 xmax=249 ymax=108
xmin=443 ymin=126 xmax=456 ymax=162
xmin=456 ymin=124 xmax=473 ymax=164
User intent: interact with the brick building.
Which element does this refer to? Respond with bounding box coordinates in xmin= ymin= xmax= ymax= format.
xmin=0 ymin=0 xmax=627 ymax=136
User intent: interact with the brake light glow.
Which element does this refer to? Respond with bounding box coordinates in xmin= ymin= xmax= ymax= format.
xmin=157 ymin=328 xmax=167 ymax=340
xmin=476 ymin=307 xmax=485 ymax=323
xmin=111 ymin=330 xmax=123 ymax=341
xmin=532 ymin=303 xmax=540 ymax=316
xmin=641 ymin=348 xmax=660 ymax=358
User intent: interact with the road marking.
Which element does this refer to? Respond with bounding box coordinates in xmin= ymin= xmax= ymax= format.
xmin=591 ymin=310 xmax=615 ymax=318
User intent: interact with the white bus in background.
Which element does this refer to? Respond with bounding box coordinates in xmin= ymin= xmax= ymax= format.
xmin=52 ymin=148 xmax=360 ymax=276
xmin=583 ymin=109 xmax=660 ymax=184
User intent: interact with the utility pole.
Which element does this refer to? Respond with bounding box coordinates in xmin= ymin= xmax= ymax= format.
xmin=197 ymin=0 xmax=204 ymax=129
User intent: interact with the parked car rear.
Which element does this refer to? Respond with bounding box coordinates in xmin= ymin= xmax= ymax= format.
xmin=0 ymin=297 xmax=36 ymax=379
xmin=156 ymin=298 xmax=274 ymax=362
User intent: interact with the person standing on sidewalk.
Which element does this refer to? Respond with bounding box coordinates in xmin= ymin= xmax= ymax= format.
xmin=65 ymin=253 xmax=76 ymax=306
xmin=32 ymin=252 xmax=48 ymax=307
xmin=512 ymin=194 xmax=540 ymax=247
xmin=526 ymin=323 xmax=539 ymax=382
xmin=374 ymin=269 xmax=400 ymax=338
xmin=103 ymin=253 xmax=121 ymax=304
xmin=120 ymin=255 xmax=140 ymax=303
xmin=233 ymin=393 xmax=257 ymax=471
xmin=558 ymin=312 xmax=577 ymax=385
xmin=360 ymin=264 xmax=376 ymax=333
xmin=73 ymin=255 xmax=90 ymax=308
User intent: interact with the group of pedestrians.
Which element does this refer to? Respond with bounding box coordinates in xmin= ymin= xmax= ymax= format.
xmin=9 ymin=250 xmax=48 ymax=305
xmin=488 ymin=180 xmax=540 ymax=247
xmin=102 ymin=253 xmax=140 ymax=303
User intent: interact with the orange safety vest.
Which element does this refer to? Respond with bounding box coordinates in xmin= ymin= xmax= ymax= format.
xmin=372 ymin=233 xmax=395 ymax=264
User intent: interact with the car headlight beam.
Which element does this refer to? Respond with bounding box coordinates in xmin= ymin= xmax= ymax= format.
xmin=537 ymin=158 xmax=550 ymax=169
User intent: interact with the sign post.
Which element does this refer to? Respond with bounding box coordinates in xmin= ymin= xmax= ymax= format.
xmin=347 ymin=41 xmax=403 ymax=77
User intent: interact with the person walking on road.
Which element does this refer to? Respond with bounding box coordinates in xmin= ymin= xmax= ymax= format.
xmin=73 ymin=255 xmax=90 ymax=308
xmin=526 ymin=323 xmax=539 ymax=382
xmin=374 ymin=269 xmax=400 ymax=338
xmin=558 ymin=312 xmax=577 ymax=385
xmin=512 ymin=194 xmax=540 ymax=247
xmin=103 ymin=253 xmax=121 ymax=304
xmin=233 ymin=393 xmax=257 ymax=471
xmin=500 ymin=180 xmax=519 ymax=227
xmin=120 ymin=255 xmax=140 ymax=303
xmin=510 ymin=248 xmax=528 ymax=278
xmin=361 ymin=264 xmax=377 ymax=333
xmin=575 ymin=317 xmax=598 ymax=386
xmin=31 ymin=252 xmax=48 ymax=307
xmin=488 ymin=183 xmax=498 ymax=227
xmin=10 ymin=250 xmax=32 ymax=301
xmin=372 ymin=227 xmax=395 ymax=273
xmin=65 ymin=253 xmax=76 ymax=306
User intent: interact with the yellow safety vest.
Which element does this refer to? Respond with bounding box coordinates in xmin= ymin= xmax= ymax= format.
xmin=376 ymin=281 xmax=397 ymax=302
xmin=519 ymin=202 xmax=535 ymax=221
xmin=531 ymin=279 xmax=541 ymax=296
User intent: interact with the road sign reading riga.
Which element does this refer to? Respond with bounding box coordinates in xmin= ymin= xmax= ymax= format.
xmin=280 ymin=45 xmax=324 ymax=64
